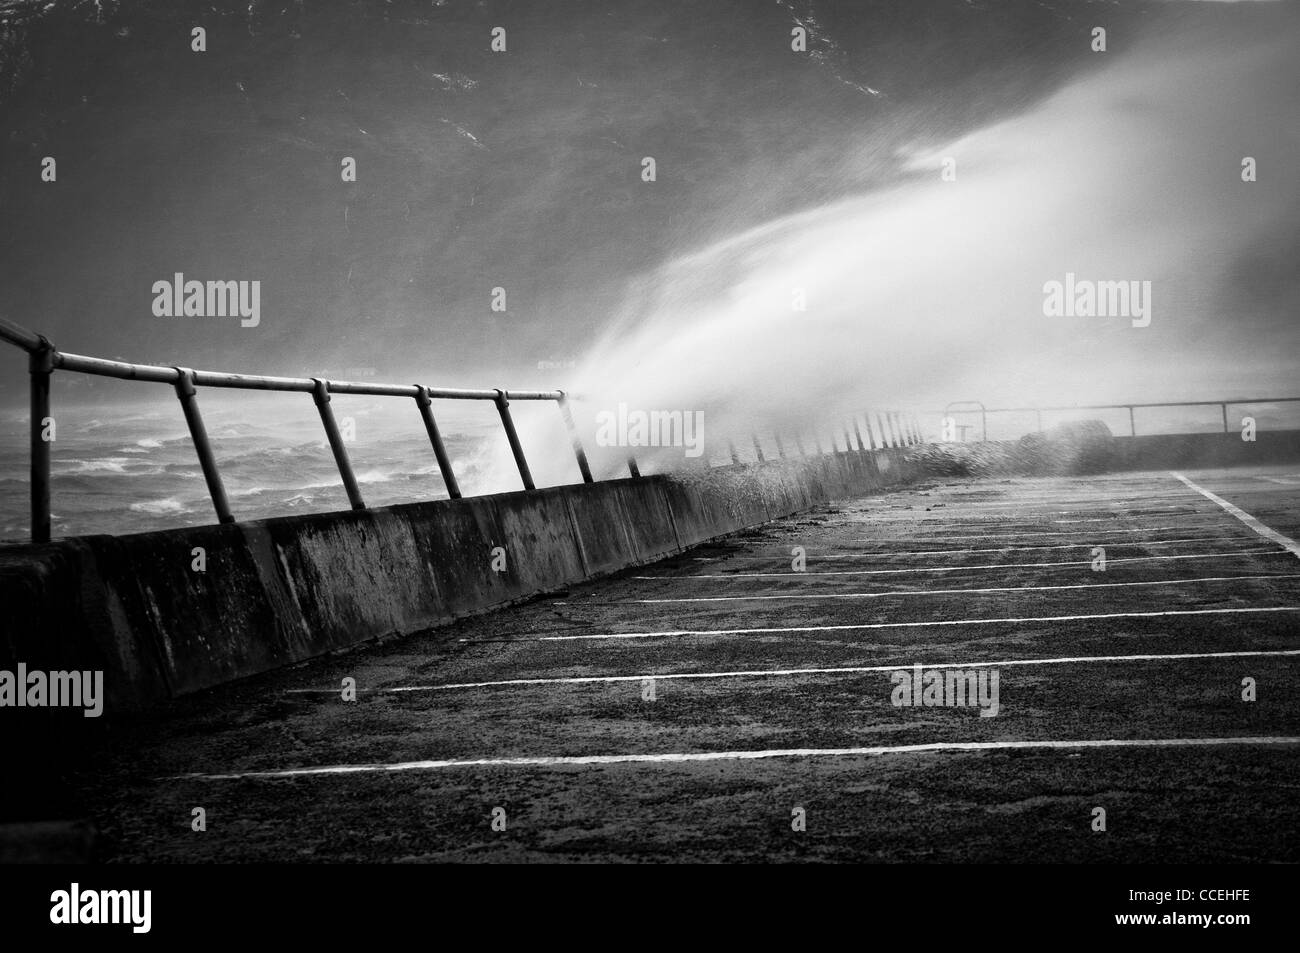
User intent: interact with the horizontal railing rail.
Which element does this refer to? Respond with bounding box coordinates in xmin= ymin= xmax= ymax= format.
xmin=1 ymin=316 xmax=924 ymax=542
xmin=941 ymin=398 xmax=1300 ymax=442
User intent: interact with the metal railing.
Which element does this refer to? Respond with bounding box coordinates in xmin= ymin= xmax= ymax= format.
xmin=1 ymin=316 xmax=925 ymax=543
xmin=941 ymin=398 xmax=1300 ymax=443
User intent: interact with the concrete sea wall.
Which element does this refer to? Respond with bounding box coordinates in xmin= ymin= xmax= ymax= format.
xmin=0 ymin=446 xmax=920 ymax=710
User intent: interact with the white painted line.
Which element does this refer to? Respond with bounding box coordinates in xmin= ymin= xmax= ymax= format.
xmin=880 ymin=493 xmax=1203 ymax=509
xmin=635 ymin=550 xmax=1277 ymax=579
xmin=869 ymin=506 xmax=1206 ymax=519
xmin=1048 ymin=514 xmax=1217 ymax=524
xmin=1172 ymin=472 xmax=1300 ymax=559
xmin=616 ymin=573 xmax=1300 ymax=604
xmin=846 ymin=526 xmax=1237 ymax=541
xmin=850 ymin=511 xmax=1223 ymax=525
xmin=506 ymin=605 xmax=1300 ymax=643
xmin=689 ymin=536 xmax=1258 ymax=560
xmin=843 ymin=516 xmax=1224 ymax=533
xmin=285 ymin=648 xmax=1300 ymax=694
xmin=171 ymin=736 xmax=1300 ymax=781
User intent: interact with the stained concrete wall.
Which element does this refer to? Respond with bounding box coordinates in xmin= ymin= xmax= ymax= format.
xmin=0 ymin=446 xmax=919 ymax=710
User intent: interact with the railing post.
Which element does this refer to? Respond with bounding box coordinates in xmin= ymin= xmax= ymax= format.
xmin=852 ymin=417 xmax=867 ymax=454
xmin=752 ymin=433 xmax=765 ymax=463
xmin=794 ymin=434 xmax=807 ymax=458
xmin=414 ymin=385 xmax=461 ymax=500
xmin=813 ymin=432 xmax=824 ymax=456
xmin=1128 ymin=406 xmax=1136 ymax=437
xmin=729 ymin=440 xmax=741 ymax=466
xmin=173 ymin=368 xmax=234 ymax=524
xmin=312 ymin=378 xmax=366 ymax=509
xmin=886 ymin=413 xmax=898 ymax=447
xmin=1221 ymin=403 xmax=1229 ymax=434
xmin=773 ymin=433 xmax=786 ymax=460
xmin=557 ymin=393 xmax=593 ymax=484
xmin=29 ymin=338 xmax=54 ymax=543
xmin=627 ymin=454 xmax=641 ymax=478
xmin=494 ymin=389 xmax=535 ymax=490
xmin=864 ymin=413 xmax=877 ymax=450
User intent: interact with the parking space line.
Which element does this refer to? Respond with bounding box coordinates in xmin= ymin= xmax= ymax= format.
xmin=171 ymin=736 xmax=1300 ymax=781
xmin=282 ymin=648 xmax=1300 ymax=695
xmin=1172 ymin=472 xmax=1300 ymax=559
xmin=457 ymin=605 xmax=1300 ymax=643
xmin=590 ymin=573 xmax=1300 ymax=604
xmin=688 ymin=536 xmax=1260 ymax=560
xmin=844 ymin=526 xmax=1236 ymax=541
xmin=635 ymin=550 xmax=1278 ymax=579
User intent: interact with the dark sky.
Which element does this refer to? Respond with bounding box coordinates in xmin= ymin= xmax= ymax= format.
xmin=0 ymin=0 xmax=1113 ymax=386
xmin=0 ymin=0 xmax=1294 ymax=413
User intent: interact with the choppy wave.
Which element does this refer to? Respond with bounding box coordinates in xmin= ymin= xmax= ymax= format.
xmin=0 ymin=423 xmax=489 ymax=536
xmin=128 ymin=498 xmax=191 ymax=516
xmin=55 ymin=458 xmax=130 ymax=474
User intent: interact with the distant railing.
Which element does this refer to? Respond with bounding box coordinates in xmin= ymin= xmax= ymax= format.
xmin=941 ymin=398 xmax=1300 ymax=443
xmin=0 ymin=316 xmax=924 ymax=543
